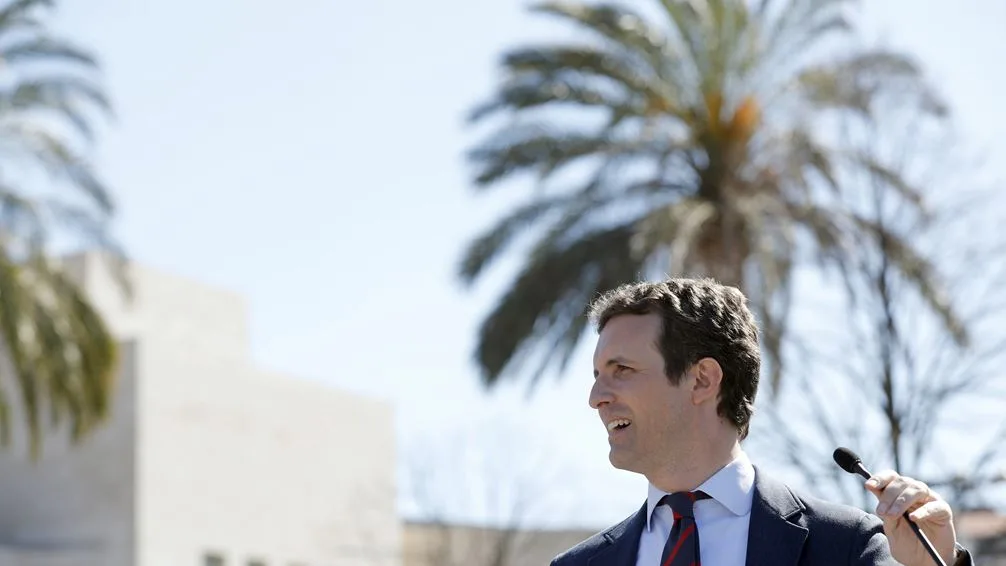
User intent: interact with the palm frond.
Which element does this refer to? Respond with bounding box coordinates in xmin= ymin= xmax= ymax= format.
xmin=467 ymin=74 xmax=645 ymax=123
xmin=849 ymin=152 xmax=930 ymax=218
xmin=531 ymin=2 xmax=669 ymax=67
xmin=0 ymin=250 xmax=39 ymax=449
xmin=458 ymin=195 xmax=572 ymax=284
xmin=784 ymin=129 xmax=842 ymax=197
xmin=658 ymin=0 xmax=707 ymax=84
xmin=0 ymin=37 xmax=98 ymax=68
xmin=0 ymin=0 xmax=124 ymax=458
xmin=0 ymin=250 xmax=118 ymax=458
xmin=0 ymin=189 xmax=44 ymax=245
xmin=0 ymin=78 xmax=112 ymax=141
xmin=498 ymin=45 xmax=669 ymax=109
xmin=0 ymin=0 xmax=52 ymax=29
xmin=797 ymin=50 xmax=948 ymax=119
xmin=467 ymin=125 xmax=685 ymax=187
xmin=461 ymin=165 xmax=690 ymax=284
xmin=760 ymin=0 xmax=851 ymax=57
xmin=0 ymin=123 xmax=114 ymax=215
xmin=475 ymin=222 xmax=650 ymax=387
xmin=468 ymin=127 xmax=623 ymax=186
xmin=849 ymin=216 xmax=967 ymax=347
xmin=631 ymin=197 xmax=716 ymax=274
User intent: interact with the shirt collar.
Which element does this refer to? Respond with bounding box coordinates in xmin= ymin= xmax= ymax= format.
xmin=645 ymin=448 xmax=756 ymax=531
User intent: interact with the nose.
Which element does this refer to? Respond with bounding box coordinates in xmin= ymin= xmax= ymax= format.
xmin=589 ymin=377 xmax=613 ymax=410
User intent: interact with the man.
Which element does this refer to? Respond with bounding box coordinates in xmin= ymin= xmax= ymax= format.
xmin=551 ymin=278 xmax=974 ymax=566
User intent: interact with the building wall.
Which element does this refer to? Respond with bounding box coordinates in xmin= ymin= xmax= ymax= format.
xmin=56 ymin=252 xmax=251 ymax=369
xmin=0 ymin=252 xmax=399 ymax=566
xmin=136 ymin=343 xmax=398 ymax=566
xmin=0 ymin=340 xmax=139 ymax=566
xmin=74 ymin=251 xmax=402 ymax=566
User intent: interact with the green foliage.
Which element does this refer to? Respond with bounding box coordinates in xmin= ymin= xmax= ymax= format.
xmin=0 ymin=0 xmax=125 ymax=459
xmin=459 ymin=0 xmax=962 ymax=393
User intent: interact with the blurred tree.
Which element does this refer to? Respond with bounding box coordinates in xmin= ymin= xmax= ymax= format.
xmin=747 ymin=105 xmax=1006 ymax=512
xmin=345 ymin=424 xmax=588 ymax=566
xmin=457 ymin=0 xmax=965 ymax=394
xmin=0 ymin=0 xmax=126 ymax=459
xmin=398 ymin=428 xmax=556 ymax=566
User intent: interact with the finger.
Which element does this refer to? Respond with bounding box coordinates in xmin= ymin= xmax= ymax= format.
xmin=865 ymin=469 xmax=899 ymax=495
xmin=867 ymin=471 xmax=911 ymax=515
xmin=884 ymin=479 xmax=930 ymax=517
xmin=908 ymin=499 xmax=952 ymax=525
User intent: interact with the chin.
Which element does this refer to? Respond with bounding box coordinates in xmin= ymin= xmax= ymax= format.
xmin=608 ymin=450 xmax=637 ymax=473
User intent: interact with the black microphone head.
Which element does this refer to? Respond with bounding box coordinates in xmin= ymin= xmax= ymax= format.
xmin=833 ymin=447 xmax=862 ymax=474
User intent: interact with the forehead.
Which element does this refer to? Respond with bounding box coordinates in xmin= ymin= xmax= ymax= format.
xmin=592 ymin=313 xmax=662 ymax=361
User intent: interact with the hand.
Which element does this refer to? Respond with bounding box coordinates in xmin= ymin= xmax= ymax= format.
xmin=866 ymin=470 xmax=957 ymax=566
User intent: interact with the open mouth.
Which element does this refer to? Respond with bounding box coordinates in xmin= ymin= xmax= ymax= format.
xmin=607 ymin=418 xmax=631 ymax=432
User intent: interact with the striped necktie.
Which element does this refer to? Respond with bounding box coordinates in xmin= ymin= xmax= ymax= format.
xmin=658 ymin=490 xmax=711 ymax=566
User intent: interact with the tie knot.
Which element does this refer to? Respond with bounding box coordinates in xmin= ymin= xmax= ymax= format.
xmin=659 ymin=490 xmax=711 ymax=519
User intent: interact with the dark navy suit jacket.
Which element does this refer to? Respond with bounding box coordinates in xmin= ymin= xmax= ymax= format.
xmin=550 ymin=466 xmax=974 ymax=566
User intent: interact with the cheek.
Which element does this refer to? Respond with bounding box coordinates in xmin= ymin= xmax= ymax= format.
xmin=634 ymin=393 xmax=669 ymax=425
xmin=641 ymin=392 xmax=681 ymax=429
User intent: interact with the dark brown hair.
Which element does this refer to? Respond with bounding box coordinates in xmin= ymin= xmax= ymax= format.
xmin=588 ymin=278 xmax=760 ymax=439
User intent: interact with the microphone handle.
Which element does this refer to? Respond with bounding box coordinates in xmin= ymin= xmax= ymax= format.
xmin=904 ymin=514 xmax=948 ymax=566
xmin=852 ymin=465 xmax=948 ymax=566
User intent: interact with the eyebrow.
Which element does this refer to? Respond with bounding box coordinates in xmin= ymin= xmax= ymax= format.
xmin=593 ymin=356 xmax=635 ymax=377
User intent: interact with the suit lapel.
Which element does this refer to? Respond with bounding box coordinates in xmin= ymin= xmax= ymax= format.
xmin=745 ymin=466 xmax=809 ymax=566
xmin=588 ymin=502 xmax=646 ymax=566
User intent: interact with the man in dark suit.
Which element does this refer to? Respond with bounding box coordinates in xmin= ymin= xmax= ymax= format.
xmin=552 ymin=278 xmax=974 ymax=566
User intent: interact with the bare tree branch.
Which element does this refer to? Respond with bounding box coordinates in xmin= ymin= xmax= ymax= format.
xmin=752 ymin=91 xmax=1006 ymax=512
xmin=345 ymin=422 xmax=586 ymax=566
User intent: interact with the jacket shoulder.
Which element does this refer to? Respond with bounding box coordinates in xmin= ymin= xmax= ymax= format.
xmin=550 ymin=506 xmax=643 ymax=566
xmin=797 ymin=490 xmax=878 ymax=527
xmin=786 ymin=485 xmax=897 ymax=564
xmin=549 ymin=529 xmax=611 ymax=566
xmin=753 ymin=466 xmax=878 ymax=532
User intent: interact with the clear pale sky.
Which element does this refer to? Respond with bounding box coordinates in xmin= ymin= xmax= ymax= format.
xmin=52 ymin=0 xmax=1006 ymax=529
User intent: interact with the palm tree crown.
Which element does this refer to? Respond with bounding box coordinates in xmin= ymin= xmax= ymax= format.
xmin=0 ymin=0 xmax=124 ymax=459
xmin=458 ymin=0 xmax=964 ymax=392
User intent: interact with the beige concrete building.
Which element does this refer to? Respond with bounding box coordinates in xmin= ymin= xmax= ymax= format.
xmin=0 ymin=252 xmax=398 ymax=566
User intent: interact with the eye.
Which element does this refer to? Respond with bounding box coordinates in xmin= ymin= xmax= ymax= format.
xmin=614 ymin=364 xmax=632 ymax=375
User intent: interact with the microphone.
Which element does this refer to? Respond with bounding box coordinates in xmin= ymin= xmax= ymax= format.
xmin=833 ymin=447 xmax=947 ymax=566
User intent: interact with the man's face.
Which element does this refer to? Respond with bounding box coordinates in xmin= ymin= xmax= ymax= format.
xmin=589 ymin=313 xmax=694 ymax=476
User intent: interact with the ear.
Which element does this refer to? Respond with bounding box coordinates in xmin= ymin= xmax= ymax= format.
xmin=691 ymin=357 xmax=723 ymax=405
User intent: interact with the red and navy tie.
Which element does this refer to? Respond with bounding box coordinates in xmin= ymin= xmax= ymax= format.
xmin=659 ymin=490 xmax=711 ymax=566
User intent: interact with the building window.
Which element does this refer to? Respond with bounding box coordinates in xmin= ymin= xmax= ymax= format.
xmin=204 ymin=553 xmax=225 ymax=566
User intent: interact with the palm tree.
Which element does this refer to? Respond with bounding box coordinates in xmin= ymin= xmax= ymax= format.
xmin=0 ymin=0 xmax=125 ymax=459
xmin=458 ymin=0 xmax=965 ymax=393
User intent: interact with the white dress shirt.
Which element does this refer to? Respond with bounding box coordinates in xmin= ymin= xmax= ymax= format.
xmin=635 ymin=450 xmax=755 ymax=566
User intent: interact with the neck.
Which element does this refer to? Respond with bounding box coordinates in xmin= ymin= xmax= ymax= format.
xmin=647 ymin=434 xmax=741 ymax=493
